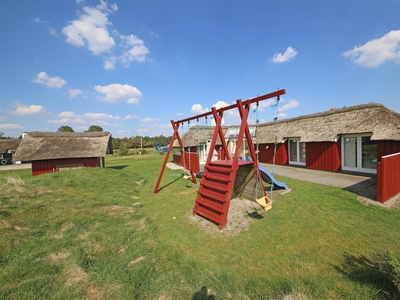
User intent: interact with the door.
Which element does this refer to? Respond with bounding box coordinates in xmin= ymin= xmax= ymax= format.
xmin=341 ymin=135 xmax=377 ymax=173
xmin=289 ymin=138 xmax=306 ymax=165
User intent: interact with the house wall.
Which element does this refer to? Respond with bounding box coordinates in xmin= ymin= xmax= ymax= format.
xmin=258 ymin=141 xmax=288 ymax=165
xmin=305 ymin=141 xmax=341 ymax=172
xmin=172 ymin=151 xmax=200 ymax=173
xmin=377 ymin=152 xmax=400 ymax=202
xmin=377 ymin=140 xmax=400 ymax=162
xmin=32 ymin=157 xmax=102 ymax=176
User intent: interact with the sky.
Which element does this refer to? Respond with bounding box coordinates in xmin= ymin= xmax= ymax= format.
xmin=1 ymin=0 xmax=400 ymax=139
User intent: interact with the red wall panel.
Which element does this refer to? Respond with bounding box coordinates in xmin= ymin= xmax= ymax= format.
xmin=258 ymin=142 xmax=288 ymax=165
xmin=32 ymin=157 xmax=101 ymax=176
xmin=377 ymin=140 xmax=400 ymax=162
xmin=172 ymin=152 xmax=200 ymax=173
xmin=306 ymin=141 xmax=341 ymax=172
xmin=377 ymin=152 xmax=400 ymax=202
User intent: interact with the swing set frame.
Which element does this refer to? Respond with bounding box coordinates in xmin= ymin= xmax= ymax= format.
xmin=153 ymin=89 xmax=286 ymax=195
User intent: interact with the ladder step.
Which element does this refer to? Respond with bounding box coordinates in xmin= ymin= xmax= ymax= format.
xmin=205 ymin=165 xmax=233 ymax=174
xmin=195 ymin=204 xmax=225 ymax=224
xmin=200 ymin=181 xmax=230 ymax=193
xmin=195 ymin=195 xmax=225 ymax=212
xmin=198 ymin=188 xmax=228 ymax=202
xmin=203 ymin=172 xmax=231 ymax=182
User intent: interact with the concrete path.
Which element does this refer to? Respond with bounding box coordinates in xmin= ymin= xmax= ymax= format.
xmin=0 ymin=163 xmax=32 ymax=171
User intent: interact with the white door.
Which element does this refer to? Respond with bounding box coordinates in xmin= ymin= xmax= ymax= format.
xmin=289 ymin=138 xmax=306 ymax=165
xmin=341 ymin=135 xmax=377 ymax=173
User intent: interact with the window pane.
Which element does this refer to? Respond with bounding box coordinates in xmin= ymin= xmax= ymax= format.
xmin=299 ymin=142 xmax=306 ymax=163
xmin=362 ymin=136 xmax=377 ymax=169
xmin=344 ymin=137 xmax=357 ymax=168
xmin=289 ymin=140 xmax=297 ymax=162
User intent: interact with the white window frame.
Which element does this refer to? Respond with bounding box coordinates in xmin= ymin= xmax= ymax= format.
xmin=288 ymin=138 xmax=306 ymax=166
xmin=341 ymin=134 xmax=377 ymax=174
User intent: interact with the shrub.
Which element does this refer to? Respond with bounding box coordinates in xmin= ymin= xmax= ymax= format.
xmin=370 ymin=250 xmax=400 ymax=293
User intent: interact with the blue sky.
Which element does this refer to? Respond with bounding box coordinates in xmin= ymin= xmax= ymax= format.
xmin=1 ymin=0 xmax=399 ymax=138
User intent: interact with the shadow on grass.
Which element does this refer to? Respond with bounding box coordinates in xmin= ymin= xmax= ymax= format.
xmin=247 ymin=211 xmax=264 ymax=219
xmin=156 ymin=176 xmax=186 ymax=193
xmin=334 ymin=252 xmax=398 ymax=299
xmin=107 ymin=165 xmax=129 ymax=170
xmin=192 ymin=286 xmax=215 ymax=300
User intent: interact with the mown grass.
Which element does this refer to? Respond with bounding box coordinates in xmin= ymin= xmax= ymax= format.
xmin=0 ymin=152 xmax=399 ymax=299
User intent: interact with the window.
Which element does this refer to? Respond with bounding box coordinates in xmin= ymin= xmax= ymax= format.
xmin=289 ymin=138 xmax=306 ymax=165
xmin=341 ymin=135 xmax=377 ymax=173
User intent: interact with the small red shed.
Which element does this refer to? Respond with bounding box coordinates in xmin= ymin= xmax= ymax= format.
xmin=12 ymin=132 xmax=113 ymax=176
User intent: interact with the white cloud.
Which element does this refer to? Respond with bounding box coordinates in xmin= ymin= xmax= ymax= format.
xmin=62 ymin=4 xmax=116 ymax=55
xmin=140 ymin=118 xmax=156 ymax=123
xmin=123 ymin=114 xmax=140 ymax=120
xmin=33 ymin=72 xmax=66 ymax=88
xmin=62 ymin=1 xmax=148 ymax=70
xmin=50 ymin=28 xmax=58 ymax=36
xmin=253 ymin=99 xmax=276 ymax=112
xmin=88 ymin=120 xmax=111 ymax=126
xmin=14 ymin=104 xmax=47 ymax=115
xmin=94 ymin=83 xmax=142 ymax=104
xmin=272 ymin=46 xmax=298 ymax=63
xmin=104 ymin=56 xmax=117 ymax=70
xmin=0 ymin=123 xmax=24 ymax=130
xmin=343 ymin=30 xmax=400 ymax=68
xmin=68 ymin=89 xmax=83 ymax=98
xmin=48 ymin=111 xmax=84 ymax=124
xmin=59 ymin=111 xmax=78 ymax=118
xmin=83 ymin=112 xmax=120 ymax=120
xmin=280 ymin=99 xmax=299 ymax=111
xmin=120 ymin=34 xmax=149 ymax=65
xmin=191 ymin=104 xmax=209 ymax=115
xmin=33 ymin=17 xmax=49 ymax=23
xmin=277 ymin=112 xmax=287 ymax=118
xmin=49 ymin=110 xmax=121 ymax=125
xmin=212 ymin=100 xmax=230 ymax=110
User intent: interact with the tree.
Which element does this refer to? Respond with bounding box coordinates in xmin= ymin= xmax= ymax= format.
xmin=86 ymin=125 xmax=103 ymax=132
xmin=57 ymin=126 xmax=74 ymax=132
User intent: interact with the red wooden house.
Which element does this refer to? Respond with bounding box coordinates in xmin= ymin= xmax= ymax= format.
xmin=176 ymin=103 xmax=400 ymax=202
xmin=12 ymin=132 xmax=113 ymax=176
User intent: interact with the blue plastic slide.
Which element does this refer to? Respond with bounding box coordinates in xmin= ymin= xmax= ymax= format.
xmin=258 ymin=165 xmax=287 ymax=190
xmin=242 ymin=157 xmax=287 ymax=190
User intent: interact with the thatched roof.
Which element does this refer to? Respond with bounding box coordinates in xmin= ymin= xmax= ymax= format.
xmin=173 ymin=125 xmax=230 ymax=148
xmin=12 ymin=132 xmax=113 ymax=162
xmin=0 ymin=139 xmax=21 ymax=153
xmin=257 ymin=103 xmax=400 ymax=143
xmin=173 ymin=103 xmax=400 ymax=146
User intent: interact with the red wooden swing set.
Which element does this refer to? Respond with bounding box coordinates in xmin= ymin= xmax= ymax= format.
xmin=153 ymin=89 xmax=286 ymax=229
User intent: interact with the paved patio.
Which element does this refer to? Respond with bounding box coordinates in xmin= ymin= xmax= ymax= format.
xmin=260 ymin=163 xmax=378 ymax=201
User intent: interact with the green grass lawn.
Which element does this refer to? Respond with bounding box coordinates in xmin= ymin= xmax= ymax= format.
xmin=1 ymin=152 xmax=399 ymax=299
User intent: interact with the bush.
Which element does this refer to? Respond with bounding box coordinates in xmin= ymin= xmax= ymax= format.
xmin=116 ymin=144 xmax=129 ymax=156
xmin=370 ymin=250 xmax=400 ymax=293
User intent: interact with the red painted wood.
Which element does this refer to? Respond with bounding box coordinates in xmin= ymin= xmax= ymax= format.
xmin=258 ymin=142 xmax=288 ymax=165
xmin=182 ymin=152 xmax=200 ymax=173
xmin=193 ymin=100 xmax=269 ymax=229
xmin=32 ymin=157 xmax=100 ymax=176
xmin=154 ymin=89 xmax=285 ymax=195
xmin=377 ymin=152 xmax=400 ymax=202
xmin=305 ymin=142 xmax=341 ymax=172
xmin=377 ymin=141 xmax=400 ymax=162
